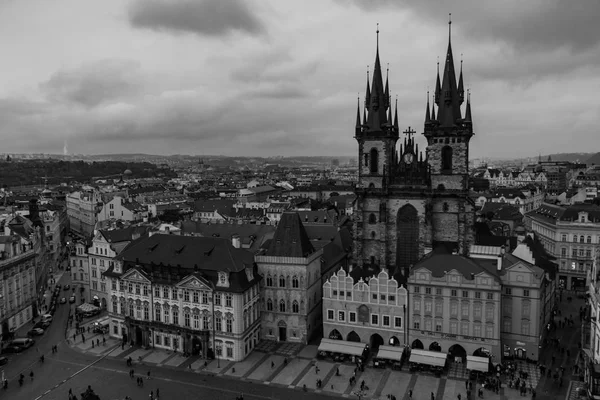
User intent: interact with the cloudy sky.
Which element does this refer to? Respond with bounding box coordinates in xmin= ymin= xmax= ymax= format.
xmin=0 ymin=0 xmax=599 ymax=159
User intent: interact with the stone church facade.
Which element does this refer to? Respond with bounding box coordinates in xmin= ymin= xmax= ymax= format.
xmin=353 ymin=25 xmax=476 ymax=278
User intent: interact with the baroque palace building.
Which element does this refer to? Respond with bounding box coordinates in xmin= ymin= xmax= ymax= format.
xmin=104 ymin=233 xmax=261 ymax=362
xmin=348 ymin=21 xmax=556 ymax=363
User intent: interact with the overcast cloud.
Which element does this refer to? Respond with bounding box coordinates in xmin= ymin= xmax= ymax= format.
xmin=0 ymin=0 xmax=598 ymax=159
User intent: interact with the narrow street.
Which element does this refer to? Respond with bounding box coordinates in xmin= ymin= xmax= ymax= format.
xmin=536 ymin=291 xmax=586 ymax=400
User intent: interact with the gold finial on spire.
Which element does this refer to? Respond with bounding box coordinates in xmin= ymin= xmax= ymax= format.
xmin=448 ymin=13 xmax=452 ymax=40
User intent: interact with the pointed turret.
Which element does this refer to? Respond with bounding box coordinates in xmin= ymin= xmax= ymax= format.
xmin=364 ymin=68 xmax=371 ymax=110
xmin=464 ymin=90 xmax=472 ymax=122
xmin=384 ymin=65 xmax=390 ymax=109
xmin=434 ymin=61 xmax=441 ymax=105
xmin=437 ymin=16 xmax=462 ymax=127
xmin=365 ymin=25 xmax=389 ymax=133
xmin=458 ymin=58 xmax=465 ymax=104
xmin=431 ymin=95 xmax=436 ymax=121
xmin=425 ymin=91 xmax=431 ymax=123
xmin=355 ymin=96 xmax=362 ymax=136
xmin=393 ymin=97 xmax=399 ymax=130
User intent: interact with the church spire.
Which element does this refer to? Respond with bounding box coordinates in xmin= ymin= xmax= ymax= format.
xmin=425 ymin=91 xmax=431 ymax=123
xmin=465 ymin=89 xmax=472 ymax=122
xmin=437 ymin=13 xmax=462 ymax=127
xmin=434 ymin=59 xmax=441 ymax=105
xmin=431 ymin=93 xmax=436 ymax=121
xmin=364 ymin=67 xmax=371 ymax=110
xmin=384 ymin=64 xmax=390 ymax=109
xmin=355 ymin=95 xmax=362 ymax=136
xmin=365 ymin=23 xmax=389 ymax=133
xmin=458 ymin=56 xmax=465 ymax=104
xmin=393 ymin=96 xmax=399 ymax=130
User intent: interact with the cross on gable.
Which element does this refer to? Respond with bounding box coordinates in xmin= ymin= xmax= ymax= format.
xmin=403 ymin=127 xmax=416 ymax=137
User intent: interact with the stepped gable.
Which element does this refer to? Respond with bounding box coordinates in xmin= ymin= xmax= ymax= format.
xmin=265 ymin=212 xmax=315 ymax=257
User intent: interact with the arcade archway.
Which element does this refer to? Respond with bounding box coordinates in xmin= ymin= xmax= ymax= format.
xmin=411 ymin=339 xmax=424 ymax=349
xmin=389 ymin=336 xmax=400 ymax=346
xmin=329 ymin=329 xmax=342 ymax=340
xmin=448 ymin=344 xmax=467 ymax=361
xmin=473 ymin=347 xmax=490 ymax=358
xmin=370 ymin=333 xmax=384 ymax=350
xmin=135 ymin=326 xmax=143 ymax=345
xmin=429 ymin=342 xmax=442 ymax=352
xmin=347 ymin=331 xmax=361 ymax=342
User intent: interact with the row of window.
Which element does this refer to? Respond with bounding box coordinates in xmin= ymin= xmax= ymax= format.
xmin=413 ymin=299 xmax=495 ymax=320
xmin=326 ymin=309 xmax=403 ymax=328
xmin=504 ymin=288 xmax=530 ymax=296
xmin=502 ymin=318 xmax=531 ymax=336
xmin=561 ymin=248 xmax=593 ymax=258
xmin=330 ymin=289 xmax=397 ymax=302
xmin=414 ymin=287 xmax=495 ymax=300
xmin=90 ymin=257 xmax=113 ymax=268
xmin=265 ymin=299 xmax=300 ymax=313
xmin=412 ymin=320 xmax=495 ymax=338
xmin=111 ymin=301 xmax=236 ymax=332
xmin=265 ymin=275 xmax=301 ymax=288
xmin=561 ymin=234 xmax=597 ymax=243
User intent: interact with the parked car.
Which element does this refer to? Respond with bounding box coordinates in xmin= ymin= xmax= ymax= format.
xmin=27 ymin=328 xmax=44 ymax=337
xmin=0 ymin=356 xmax=8 ymax=365
xmin=60 ymin=297 xmax=67 ymax=304
xmin=63 ymin=284 xmax=70 ymax=291
xmin=34 ymin=321 xmax=50 ymax=329
xmin=1 ymin=346 xmax=22 ymax=354
xmin=41 ymin=314 xmax=53 ymax=322
xmin=69 ymin=295 xmax=76 ymax=304
xmin=9 ymin=338 xmax=34 ymax=349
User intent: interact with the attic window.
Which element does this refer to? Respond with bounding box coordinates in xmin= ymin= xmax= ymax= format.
xmin=175 ymin=245 xmax=186 ymax=254
xmin=148 ymin=244 xmax=159 ymax=252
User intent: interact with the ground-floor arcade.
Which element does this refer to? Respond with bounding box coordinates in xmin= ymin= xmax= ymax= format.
xmin=324 ymin=325 xmax=405 ymax=354
xmin=408 ymin=336 xmax=501 ymax=364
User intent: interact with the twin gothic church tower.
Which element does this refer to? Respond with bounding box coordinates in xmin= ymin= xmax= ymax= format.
xmin=353 ymin=21 xmax=476 ymax=277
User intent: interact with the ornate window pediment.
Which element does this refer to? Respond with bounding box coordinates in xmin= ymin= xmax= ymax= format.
xmin=217 ymin=271 xmax=230 ymax=288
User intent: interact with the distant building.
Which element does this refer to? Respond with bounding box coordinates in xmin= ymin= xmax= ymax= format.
xmin=67 ymin=188 xmax=102 ymax=239
xmin=97 ymin=196 xmax=147 ymax=223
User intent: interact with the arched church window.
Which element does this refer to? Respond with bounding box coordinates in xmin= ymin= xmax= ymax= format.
xmin=441 ymin=146 xmax=453 ymax=172
xmin=364 ymin=153 xmax=369 ymax=167
xmin=368 ymin=213 xmax=377 ymax=224
xmin=369 ymin=148 xmax=379 ymax=174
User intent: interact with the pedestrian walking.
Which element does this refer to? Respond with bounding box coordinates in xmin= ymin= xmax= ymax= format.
xmin=150 ymin=390 xmax=154 ymax=400
xmin=156 ymin=388 xmax=160 ymax=399
xmin=103 ymin=337 xmax=106 ymax=346
xmin=147 ymin=370 xmax=151 ymax=379
xmin=96 ymin=338 xmax=99 ymax=347
xmin=30 ymin=370 xmax=34 ymax=381
xmin=409 ymin=389 xmax=413 ymax=399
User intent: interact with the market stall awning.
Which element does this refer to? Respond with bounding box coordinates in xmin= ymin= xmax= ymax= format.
xmin=318 ymin=339 xmax=367 ymax=357
xmin=376 ymin=345 xmax=404 ymax=361
xmin=409 ymin=349 xmax=446 ymax=367
xmin=466 ymin=356 xmax=489 ymax=372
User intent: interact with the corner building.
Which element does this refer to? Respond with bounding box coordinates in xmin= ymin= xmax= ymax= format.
xmin=104 ymin=234 xmax=261 ymax=362
xmin=353 ymin=24 xmax=475 ymax=279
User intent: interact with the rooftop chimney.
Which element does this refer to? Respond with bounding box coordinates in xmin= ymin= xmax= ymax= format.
xmin=232 ymin=234 xmax=241 ymax=249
